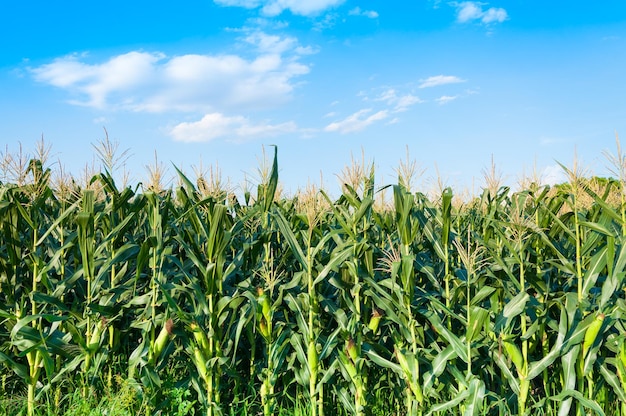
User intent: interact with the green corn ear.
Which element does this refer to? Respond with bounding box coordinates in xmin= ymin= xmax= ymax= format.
xmin=368 ymin=308 xmax=382 ymax=333
xmin=260 ymin=380 xmax=269 ymax=398
xmin=339 ymin=350 xmax=357 ymax=380
xmin=502 ymin=339 xmax=524 ymax=373
xmin=88 ymin=318 xmax=106 ymax=353
xmin=259 ymin=318 xmax=270 ymax=340
xmin=260 ymin=294 xmax=271 ymax=322
xmin=308 ymin=340 xmax=318 ymax=374
xmin=345 ymin=358 xmax=357 ymax=380
xmin=620 ymin=339 xmax=626 ymax=368
xmin=583 ymin=313 xmax=605 ymax=357
xmin=395 ymin=347 xmax=410 ymax=376
xmin=191 ymin=322 xmax=210 ymax=352
xmin=193 ymin=347 xmax=208 ymax=382
xmin=151 ymin=318 xmax=173 ymax=364
xmin=346 ymin=337 xmax=358 ymax=363
xmin=257 ymin=288 xmax=272 ymax=339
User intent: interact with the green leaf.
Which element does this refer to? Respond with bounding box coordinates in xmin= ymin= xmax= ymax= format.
xmin=580 ymin=220 xmax=615 ymax=237
xmin=365 ymin=348 xmax=403 ymax=375
xmin=503 ymin=292 xmax=529 ymax=320
xmin=467 ymin=306 xmax=489 ymax=342
xmin=551 ymin=389 xmax=605 ymax=416
xmin=471 ymin=285 xmax=496 ymax=306
xmin=274 ymin=208 xmax=307 ymax=270
xmin=423 ymin=345 xmax=457 ymax=393
xmin=463 ymin=377 xmax=486 ymax=416
xmin=427 ymin=387 xmax=470 ymax=416
xmin=600 ymin=362 xmax=626 ymax=402
xmin=423 ymin=309 xmax=469 ymax=364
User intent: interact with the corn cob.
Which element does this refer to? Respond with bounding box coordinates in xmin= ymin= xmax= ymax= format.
xmin=368 ymin=308 xmax=382 ymax=333
xmin=308 ymin=339 xmax=318 ymax=375
xmin=193 ymin=346 xmax=208 ymax=383
xmin=346 ymin=337 xmax=358 ymax=363
xmin=151 ymin=318 xmax=174 ymax=364
xmin=88 ymin=317 xmax=107 ymax=353
xmin=583 ymin=313 xmax=605 ymax=357
xmin=190 ymin=322 xmax=210 ymax=352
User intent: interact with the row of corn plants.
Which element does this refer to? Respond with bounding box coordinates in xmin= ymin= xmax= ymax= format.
xmin=2 ymin=144 xmax=626 ymax=415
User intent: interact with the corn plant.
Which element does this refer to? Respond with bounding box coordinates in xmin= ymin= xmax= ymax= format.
xmin=2 ymin=144 xmax=626 ymax=416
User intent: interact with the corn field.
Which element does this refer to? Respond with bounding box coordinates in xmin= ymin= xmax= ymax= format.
xmin=2 ymin=143 xmax=626 ymax=416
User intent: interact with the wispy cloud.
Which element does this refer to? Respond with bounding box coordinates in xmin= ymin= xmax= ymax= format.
xmin=324 ymin=109 xmax=388 ymax=134
xmin=348 ymin=7 xmax=379 ymax=19
xmin=214 ymin=0 xmax=345 ymax=16
xmin=326 ymin=86 xmax=422 ymax=134
xmin=214 ymin=0 xmax=259 ymax=7
xmin=374 ymin=88 xmax=422 ymax=112
xmin=169 ymin=112 xmax=297 ymax=142
xmin=418 ymin=75 xmax=465 ymax=88
xmin=435 ymin=95 xmax=458 ymax=105
xmin=30 ymin=32 xmax=310 ymax=113
xmin=454 ymin=2 xmax=508 ymax=25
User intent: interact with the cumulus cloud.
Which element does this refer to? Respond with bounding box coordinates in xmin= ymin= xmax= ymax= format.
xmin=30 ymin=33 xmax=310 ymax=112
xmin=324 ymin=109 xmax=388 ymax=134
xmin=454 ymin=2 xmax=508 ymax=24
xmin=418 ymin=75 xmax=465 ymax=88
xmin=31 ymin=51 xmax=162 ymax=108
xmin=169 ymin=112 xmax=297 ymax=142
xmin=348 ymin=7 xmax=379 ymax=18
xmin=214 ymin=0 xmax=345 ymax=16
xmin=481 ymin=6 xmax=508 ymax=23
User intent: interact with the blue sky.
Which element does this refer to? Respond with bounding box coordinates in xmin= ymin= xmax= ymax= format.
xmin=2 ymin=1 xmax=626 ymax=196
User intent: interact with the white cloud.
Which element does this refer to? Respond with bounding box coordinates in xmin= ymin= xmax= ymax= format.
xmin=31 ymin=51 xmax=163 ymax=108
xmin=244 ymin=31 xmax=319 ymax=55
xmin=30 ymin=33 xmax=310 ymax=113
xmin=169 ymin=112 xmax=297 ymax=142
xmin=214 ymin=0 xmax=261 ymax=8
xmin=454 ymin=2 xmax=508 ymax=24
xmin=214 ymin=0 xmax=345 ymax=16
xmin=324 ymin=109 xmax=388 ymax=134
xmin=456 ymin=2 xmax=482 ymax=22
xmin=349 ymin=7 xmax=379 ymax=18
xmin=374 ymin=88 xmax=422 ymax=112
xmin=481 ymin=6 xmax=507 ymax=23
xmin=436 ymin=95 xmax=458 ymax=105
xmin=419 ymin=75 xmax=465 ymax=88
